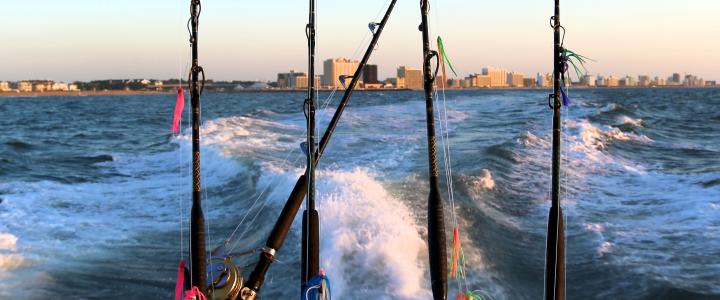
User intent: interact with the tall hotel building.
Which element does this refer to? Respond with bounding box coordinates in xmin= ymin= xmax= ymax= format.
xmin=323 ymin=58 xmax=360 ymax=88
xmin=482 ymin=67 xmax=508 ymax=87
xmin=397 ymin=66 xmax=423 ymax=90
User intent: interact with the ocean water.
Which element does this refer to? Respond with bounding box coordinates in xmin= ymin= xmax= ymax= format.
xmin=0 ymin=89 xmax=718 ymax=299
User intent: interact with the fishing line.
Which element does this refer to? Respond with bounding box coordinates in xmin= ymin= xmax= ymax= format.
xmin=223 ymin=1 xmax=391 ymax=254
xmin=224 ymin=89 xmax=339 ymax=255
xmin=430 ymin=9 xmax=461 ymax=293
xmin=175 ymin=0 xmax=192 ymax=264
xmin=223 ymin=87 xmax=344 ymax=254
xmin=431 ymin=8 xmax=469 ymax=297
xmin=431 ymin=2 xmax=491 ymax=296
xmin=177 ymin=63 xmax=188 ymax=262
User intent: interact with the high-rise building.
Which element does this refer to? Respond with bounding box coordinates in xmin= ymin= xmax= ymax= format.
xmin=277 ymin=70 xmax=320 ymax=89
xmin=507 ymin=72 xmax=524 ymax=87
xmin=596 ymin=75 xmax=619 ymax=87
xmin=620 ymin=76 xmax=637 ymax=87
xmin=323 ymin=58 xmax=360 ymax=88
xmin=295 ymin=75 xmax=321 ymax=89
xmin=0 ymin=82 xmax=9 ymax=92
xmin=638 ymin=75 xmax=651 ymax=87
xmin=607 ymin=76 xmax=620 ymax=87
xmin=482 ymin=67 xmax=507 ymax=87
xmin=363 ymin=64 xmax=379 ymax=84
xmin=465 ymin=74 xmax=491 ymax=88
xmin=536 ymin=72 xmax=552 ymax=88
xmin=595 ymin=76 xmax=605 ymax=87
xmin=671 ymin=73 xmax=682 ymax=84
xmin=447 ymin=79 xmax=461 ymax=88
xmin=523 ymin=78 xmax=536 ymax=88
xmin=397 ymin=66 xmax=422 ymax=90
xmin=653 ymin=76 xmax=666 ymax=86
xmin=580 ymin=75 xmax=597 ymax=87
xmin=684 ymin=74 xmax=702 ymax=86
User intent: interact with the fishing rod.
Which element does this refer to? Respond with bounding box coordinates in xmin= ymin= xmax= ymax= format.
xmin=419 ymin=1 xmax=447 ymax=299
xmin=301 ymin=0 xmax=319 ymax=290
xmin=545 ymin=0 xmax=566 ymax=299
xmin=239 ymin=1 xmax=398 ymax=299
xmin=188 ymin=0 xmax=207 ymax=295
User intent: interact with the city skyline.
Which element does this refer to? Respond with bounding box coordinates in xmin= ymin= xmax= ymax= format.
xmin=3 ymin=57 xmax=716 ymax=88
xmin=2 ymin=0 xmax=719 ymax=82
xmin=2 ymin=63 xmax=714 ymax=94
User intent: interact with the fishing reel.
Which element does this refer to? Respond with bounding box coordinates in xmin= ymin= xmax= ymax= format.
xmin=206 ymin=243 xmax=262 ymax=300
xmin=206 ymin=257 xmax=243 ymax=300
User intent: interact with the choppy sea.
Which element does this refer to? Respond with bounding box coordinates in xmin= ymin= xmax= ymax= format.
xmin=1 ymin=88 xmax=718 ymax=299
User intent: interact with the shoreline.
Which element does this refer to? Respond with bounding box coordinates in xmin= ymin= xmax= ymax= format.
xmin=1 ymin=86 xmax=717 ymax=98
xmin=0 ymin=90 xmax=172 ymax=98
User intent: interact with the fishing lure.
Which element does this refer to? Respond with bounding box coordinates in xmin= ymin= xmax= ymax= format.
xmin=561 ymin=48 xmax=593 ymax=81
xmin=437 ymin=36 xmax=458 ymax=77
xmin=172 ymin=87 xmax=185 ymax=135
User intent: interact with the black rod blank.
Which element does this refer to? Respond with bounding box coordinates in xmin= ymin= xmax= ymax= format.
xmin=188 ymin=0 xmax=207 ymax=294
xmin=419 ymin=1 xmax=447 ymax=299
xmin=301 ymin=0 xmax=320 ymax=287
xmin=544 ymin=0 xmax=566 ymax=299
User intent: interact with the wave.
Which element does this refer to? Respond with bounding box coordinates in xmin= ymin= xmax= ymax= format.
xmin=0 ymin=254 xmax=25 ymax=272
xmin=0 ymin=125 xmax=245 ymax=280
xmin=0 ymin=233 xmax=24 ymax=274
xmin=567 ymin=119 xmax=651 ymax=151
xmin=617 ymin=115 xmax=643 ymax=127
xmin=220 ymin=165 xmax=434 ymax=299
xmin=79 ymin=154 xmax=115 ymax=164
xmin=315 ymin=168 xmax=430 ymax=299
xmin=510 ymin=106 xmax=720 ymax=295
xmin=0 ymin=233 xmax=17 ymax=251
xmin=473 ymin=169 xmax=496 ymax=191
xmin=4 ymin=141 xmax=34 ymax=151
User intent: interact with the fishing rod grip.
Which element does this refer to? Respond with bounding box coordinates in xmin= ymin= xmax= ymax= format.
xmin=427 ymin=184 xmax=447 ymax=300
xmin=190 ymin=196 xmax=207 ymax=293
xmin=245 ymin=174 xmax=308 ymax=293
xmin=301 ymin=209 xmax=320 ymax=284
xmin=544 ymin=206 xmax=565 ymax=300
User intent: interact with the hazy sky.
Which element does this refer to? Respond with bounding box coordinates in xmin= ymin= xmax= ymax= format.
xmin=2 ymin=0 xmax=719 ymax=82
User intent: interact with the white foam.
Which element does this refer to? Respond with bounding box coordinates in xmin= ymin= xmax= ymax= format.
xmin=0 ymin=233 xmax=24 ymax=272
xmin=598 ymin=241 xmax=613 ymax=256
xmin=567 ymin=119 xmax=652 ymax=152
xmin=518 ymin=131 xmax=548 ymax=148
xmin=316 ymin=168 xmax=431 ymax=299
xmin=474 ymin=169 xmax=496 ymax=190
xmin=618 ymin=115 xmax=643 ymax=127
xmin=0 ymin=254 xmax=25 ymax=272
xmin=0 ymin=120 xmax=247 ymax=278
xmin=182 ymin=116 xmax=301 ymax=157
xmin=0 ymin=233 xmax=17 ymax=251
xmin=584 ymin=223 xmax=605 ymax=233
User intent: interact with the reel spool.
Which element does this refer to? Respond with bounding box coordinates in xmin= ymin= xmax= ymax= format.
xmin=207 ymin=257 xmax=243 ymax=300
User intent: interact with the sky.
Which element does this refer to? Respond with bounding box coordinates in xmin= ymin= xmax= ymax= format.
xmin=2 ymin=0 xmax=719 ymax=82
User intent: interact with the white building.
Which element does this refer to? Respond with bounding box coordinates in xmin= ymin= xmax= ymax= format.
xmin=323 ymin=58 xmax=360 ymax=88
xmin=580 ymin=75 xmax=597 ymax=87
xmin=52 ymin=82 xmax=69 ymax=91
xmin=482 ymin=67 xmax=508 ymax=87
